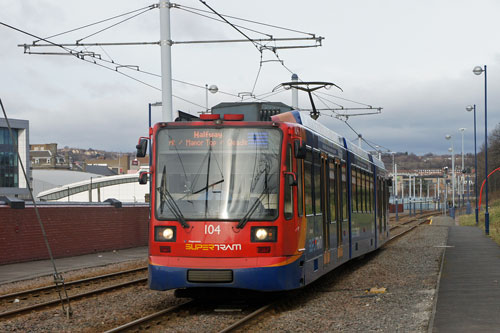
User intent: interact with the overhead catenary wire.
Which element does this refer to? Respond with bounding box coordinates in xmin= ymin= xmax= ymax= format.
xmin=18 ymin=0 xmax=324 ymax=107
xmin=316 ymin=90 xmax=373 ymax=108
xmin=34 ymin=4 xmax=157 ymax=43
xmin=175 ymin=6 xmax=273 ymax=38
xmin=9 ymin=2 xmax=374 ymax=115
xmin=322 ymin=112 xmax=386 ymax=153
xmin=176 ymin=3 xmax=315 ymax=37
xmin=251 ymin=51 xmax=264 ymax=95
xmin=75 ymin=6 xmax=155 ymax=43
xmin=198 ymin=0 xmax=263 ymax=52
xmin=2 ymin=21 xmax=210 ymax=110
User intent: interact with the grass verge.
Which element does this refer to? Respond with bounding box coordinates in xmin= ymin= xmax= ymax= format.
xmin=458 ymin=198 xmax=500 ymax=245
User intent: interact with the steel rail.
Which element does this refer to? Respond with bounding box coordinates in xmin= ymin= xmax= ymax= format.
xmin=218 ymin=303 xmax=274 ymax=333
xmin=0 ymin=277 xmax=147 ymax=319
xmin=103 ymin=300 xmax=194 ymax=333
xmin=0 ymin=266 xmax=147 ymax=301
xmin=387 ymin=217 xmax=432 ymax=243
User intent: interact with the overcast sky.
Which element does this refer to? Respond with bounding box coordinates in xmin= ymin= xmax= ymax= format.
xmin=1 ymin=0 xmax=499 ymax=155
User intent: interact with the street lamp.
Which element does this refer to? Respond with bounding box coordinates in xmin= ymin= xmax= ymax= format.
xmin=473 ymin=65 xmax=489 ymax=235
xmin=205 ymin=84 xmax=218 ymax=113
xmin=466 ymin=104 xmax=478 ymax=223
xmin=445 ymin=134 xmax=455 ymax=218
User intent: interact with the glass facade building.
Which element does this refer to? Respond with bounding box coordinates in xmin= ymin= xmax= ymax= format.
xmin=0 ymin=128 xmax=19 ymax=188
xmin=0 ymin=118 xmax=29 ymax=197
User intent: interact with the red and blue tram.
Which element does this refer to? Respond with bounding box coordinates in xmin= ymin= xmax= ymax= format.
xmin=138 ymin=110 xmax=390 ymax=292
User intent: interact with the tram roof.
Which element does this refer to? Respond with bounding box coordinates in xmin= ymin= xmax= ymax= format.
xmin=272 ymin=111 xmax=385 ymax=169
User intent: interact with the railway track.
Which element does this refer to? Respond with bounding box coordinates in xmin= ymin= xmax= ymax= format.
xmin=0 ymin=267 xmax=147 ymax=319
xmin=388 ymin=213 xmax=434 ymax=242
xmin=103 ymin=299 xmax=274 ymax=333
xmin=103 ymin=214 xmax=435 ymax=332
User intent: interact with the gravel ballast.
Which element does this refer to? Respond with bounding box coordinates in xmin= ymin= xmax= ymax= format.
xmin=0 ymin=222 xmax=448 ymax=332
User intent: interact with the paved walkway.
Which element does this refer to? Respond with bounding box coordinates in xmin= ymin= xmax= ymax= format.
xmin=431 ymin=220 xmax=500 ymax=332
xmin=0 ymin=247 xmax=148 ymax=285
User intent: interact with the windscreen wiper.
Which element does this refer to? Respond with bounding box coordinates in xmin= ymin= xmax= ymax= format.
xmin=157 ymin=166 xmax=190 ymax=228
xmin=191 ymin=179 xmax=224 ymax=195
xmin=236 ymin=185 xmax=269 ymax=229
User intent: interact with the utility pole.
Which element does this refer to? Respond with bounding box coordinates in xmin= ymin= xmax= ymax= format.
xmin=160 ymin=0 xmax=174 ymax=122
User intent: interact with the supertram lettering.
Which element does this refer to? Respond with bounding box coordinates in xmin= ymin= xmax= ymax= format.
xmin=185 ymin=244 xmax=242 ymax=251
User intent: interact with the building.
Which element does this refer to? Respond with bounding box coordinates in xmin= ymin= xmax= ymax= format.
xmin=0 ymin=118 xmax=30 ymax=198
xmin=30 ymin=143 xmax=70 ymax=169
xmin=85 ymin=154 xmax=130 ymax=175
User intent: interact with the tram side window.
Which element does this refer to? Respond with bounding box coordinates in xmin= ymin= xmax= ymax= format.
xmin=364 ymin=172 xmax=371 ymax=213
xmin=357 ymin=169 xmax=362 ymax=212
xmin=342 ymin=163 xmax=348 ymax=220
xmin=297 ymin=158 xmax=303 ymax=217
xmin=329 ymin=159 xmax=337 ymax=222
xmin=359 ymin=169 xmax=364 ymax=212
xmin=313 ymin=152 xmax=321 ymax=215
xmin=369 ymin=174 xmax=374 ymax=213
xmin=305 ymin=150 xmax=313 ymax=216
xmin=284 ymin=145 xmax=293 ymax=220
xmin=351 ymin=168 xmax=357 ymax=213
xmin=384 ymin=180 xmax=389 ymax=229
xmin=359 ymin=170 xmax=365 ymax=213
xmin=377 ymin=178 xmax=382 ymax=233
xmin=377 ymin=178 xmax=383 ymax=221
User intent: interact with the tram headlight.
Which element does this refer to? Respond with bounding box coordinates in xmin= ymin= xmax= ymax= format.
xmin=251 ymin=226 xmax=277 ymax=242
xmin=256 ymin=228 xmax=268 ymax=240
xmin=155 ymin=226 xmax=176 ymax=242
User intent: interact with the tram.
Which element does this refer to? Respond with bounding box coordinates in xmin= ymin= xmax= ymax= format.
xmin=136 ymin=109 xmax=390 ymax=292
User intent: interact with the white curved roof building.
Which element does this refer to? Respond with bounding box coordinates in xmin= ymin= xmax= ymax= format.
xmin=36 ymin=169 xmax=149 ymax=203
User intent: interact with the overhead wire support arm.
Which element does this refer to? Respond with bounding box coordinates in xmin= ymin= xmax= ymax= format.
xmin=171 ymin=36 xmax=323 ymax=46
xmin=19 ymin=41 xmax=160 ymax=48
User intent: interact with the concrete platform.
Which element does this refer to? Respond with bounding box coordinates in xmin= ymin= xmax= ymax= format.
xmin=0 ymin=247 xmax=148 ymax=285
xmin=431 ymin=221 xmax=500 ymax=332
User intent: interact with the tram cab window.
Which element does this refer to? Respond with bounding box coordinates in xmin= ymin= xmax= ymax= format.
xmin=284 ymin=145 xmax=293 ymax=219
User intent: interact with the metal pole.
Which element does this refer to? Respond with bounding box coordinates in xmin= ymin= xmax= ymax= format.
xmin=466 ymin=173 xmax=471 ymax=214
xmin=205 ymin=84 xmax=209 ymax=112
xmin=474 ymin=104 xmax=478 ymax=224
xmin=484 ymin=65 xmax=489 ymax=234
xmin=413 ymin=175 xmax=416 ymax=199
xmin=409 ymin=175 xmax=412 ymax=200
xmin=394 ymin=163 xmax=398 ymax=198
xmin=438 ymin=177 xmax=440 ymax=204
xmin=160 ymin=0 xmax=174 ymax=122
xmin=89 ymin=177 xmax=92 ymax=202
xmin=451 ymin=145 xmax=455 ymax=212
xmin=396 ymin=199 xmax=399 ymax=221
xmin=149 ymin=103 xmax=152 ymax=206
xmin=292 ymin=73 xmax=298 ymax=109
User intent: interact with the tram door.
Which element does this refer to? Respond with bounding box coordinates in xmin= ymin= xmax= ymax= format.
xmin=321 ymin=154 xmax=331 ymax=265
xmin=329 ymin=158 xmax=342 ymax=258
